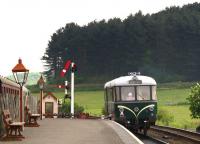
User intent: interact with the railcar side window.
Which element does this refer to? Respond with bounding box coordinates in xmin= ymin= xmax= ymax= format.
xmin=152 ymin=86 xmax=157 ymax=100
xmin=107 ymin=88 xmax=113 ymax=101
xmin=137 ymin=86 xmax=151 ymax=100
xmin=121 ymin=87 xmax=135 ymax=101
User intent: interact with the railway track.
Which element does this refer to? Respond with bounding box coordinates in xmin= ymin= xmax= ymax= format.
xmin=149 ymin=125 xmax=200 ymax=144
xmin=116 ymin=121 xmax=168 ymax=144
xmin=135 ymin=133 xmax=169 ymax=144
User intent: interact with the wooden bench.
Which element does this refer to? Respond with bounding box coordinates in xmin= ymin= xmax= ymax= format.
xmin=2 ymin=109 xmax=25 ymax=139
xmin=25 ymin=106 xmax=40 ymax=127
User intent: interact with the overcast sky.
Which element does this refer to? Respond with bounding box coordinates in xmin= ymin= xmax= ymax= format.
xmin=0 ymin=0 xmax=199 ymax=76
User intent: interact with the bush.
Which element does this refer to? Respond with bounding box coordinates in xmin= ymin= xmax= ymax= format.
xmin=101 ymin=107 xmax=108 ymax=115
xmin=61 ymin=102 xmax=84 ymax=115
xmin=196 ymin=125 xmax=200 ymax=133
xmin=157 ymin=108 xmax=174 ymax=126
xmin=187 ymin=83 xmax=200 ymax=119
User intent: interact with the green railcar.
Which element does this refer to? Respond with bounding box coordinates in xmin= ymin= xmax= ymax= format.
xmin=104 ymin=73 xmax=157 ymax=135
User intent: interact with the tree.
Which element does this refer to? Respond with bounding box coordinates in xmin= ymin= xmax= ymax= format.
xmin=187 ymin=83 xmax=200 ymax=119
xmin=42 ymin=3 xmax=200 ymax=83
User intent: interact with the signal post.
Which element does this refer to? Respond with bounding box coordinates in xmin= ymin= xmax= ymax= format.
xmin=60 ymin=60 xmax=76 ymax=118
xmin=70 ymin=62 xmax=76 ymax=118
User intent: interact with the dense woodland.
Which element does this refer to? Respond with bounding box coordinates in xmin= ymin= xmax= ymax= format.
xmin=42 ymin=3 xmax=200 ymax=84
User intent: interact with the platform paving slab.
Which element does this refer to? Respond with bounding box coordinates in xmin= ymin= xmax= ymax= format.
xmin=0 ymin=119 xmax=143 ymax=144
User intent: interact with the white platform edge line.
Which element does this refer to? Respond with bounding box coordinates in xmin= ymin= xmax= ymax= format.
xmin=111 ymin=121 xmax=144 ymax=144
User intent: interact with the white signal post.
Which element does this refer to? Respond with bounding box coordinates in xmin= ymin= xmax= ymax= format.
xmin=71 ymin=62 xmax=75 ymax=118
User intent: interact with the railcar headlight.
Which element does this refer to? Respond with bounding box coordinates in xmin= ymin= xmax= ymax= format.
xmin=134 ymin=107 xmax=139 ymax=112
xmin=149 ymin=107 xmax=154 ymax=111
xmin=119 ymin=108 xmax=124 ymax=117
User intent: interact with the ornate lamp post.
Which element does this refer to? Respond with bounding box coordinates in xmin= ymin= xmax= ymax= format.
xmin=37 ymin=75 xmax=45 ymax=120
xmin=12 ymin=58 xmax=29 ymax=122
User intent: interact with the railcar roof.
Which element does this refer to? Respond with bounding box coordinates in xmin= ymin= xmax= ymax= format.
xmin=0 ymin=76 xmax=29 ymax=92
xmin=104 ymin=75 xmax=156 ymax=88
xmin=0 ymin=75 xmax=19 ymax=88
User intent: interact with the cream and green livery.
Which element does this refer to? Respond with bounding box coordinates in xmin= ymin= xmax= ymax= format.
xmin=104 ymin=73 xmax=157 ymax=135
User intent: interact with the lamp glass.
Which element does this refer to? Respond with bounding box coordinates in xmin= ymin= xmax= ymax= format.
xmin=39 ymin=83 xmax=44 ymax=90
xmin=13 ymin=71 xmax=29 ymax=86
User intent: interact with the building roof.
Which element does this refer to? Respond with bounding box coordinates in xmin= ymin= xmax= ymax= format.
xmin=43 ymin=92 xmax=58 ymax=100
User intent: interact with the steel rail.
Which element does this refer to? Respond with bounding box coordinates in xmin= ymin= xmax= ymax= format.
xmin=135 ymin=132 xmax=169 ymax=144
xmin=151 ymin=125 xmax=200 ymax=144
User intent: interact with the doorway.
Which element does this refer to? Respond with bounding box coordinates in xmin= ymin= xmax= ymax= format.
xmin=45 ymin=102 xmax=53 ymax=118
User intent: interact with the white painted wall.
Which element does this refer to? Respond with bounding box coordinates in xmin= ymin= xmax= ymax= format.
xmin=42 ymin=94 xmax=58 ymax=118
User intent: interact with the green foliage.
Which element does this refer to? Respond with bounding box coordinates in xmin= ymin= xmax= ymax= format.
xmin=196 ymin=125 xmax=200 ymax=132
xmin=158 ymin=81 xmax=197 ymax=89
xmin=187 ymin=83 xmax=200 ymax=119
xmin=42 ymin=3 xmax=200 ymax=84
xmin=61 ymin=102 xmax=84 ymax=114
xmin=101 ymin=107 xmax=108 ymax=115
xmin=157 ymin=108 xmax=174 ymax=126
xmin=139 ymin=66 xmax=185 ymax=83
xmin=157 ymin=88 xmax=190 ymax=106
xmin=26 ymin=85 xmax=39 ymax=93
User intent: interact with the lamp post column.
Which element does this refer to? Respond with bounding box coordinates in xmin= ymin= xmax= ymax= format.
xmin=12 ymin=58 xmax=29 ymax=123
xmin=37 ymin=75 xmax=45 ymax=120
xmin=20 ymin=86 xmax=23 ymax=122
xmin=40 ymin=89 xmax=43 ymax=120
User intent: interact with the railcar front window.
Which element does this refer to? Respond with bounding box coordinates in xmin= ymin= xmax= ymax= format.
xmin=137 ymin=86 xmax=151 ymax=100
xmin=121 ymin=87 xmax=135 ymax=101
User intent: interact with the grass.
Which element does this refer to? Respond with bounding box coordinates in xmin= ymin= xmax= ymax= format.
xmin=157 ymin=106 xmax=199 ymax=129
xmin=32 ymin=83 xmax=200 ymax=130
xmin=33 ymin=90 xmax=104 ymax=115
xmin=157 ymin=88 xmax=190 ymax=106
xmin=156 ymin=88 xmax=200 ymax=130
xmin=74 ymin=91 xmax=104 ymax=115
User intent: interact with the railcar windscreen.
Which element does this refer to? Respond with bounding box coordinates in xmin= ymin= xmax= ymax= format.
xmin=121 ymin=87 xmax=135 ymax=101
xmin=137 ymin=86 xmax=151 ymax=100
xmin=119 ymin=85 xmax=156 ymax=101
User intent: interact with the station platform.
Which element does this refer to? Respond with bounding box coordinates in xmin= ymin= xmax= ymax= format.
xmin=1 ymin=119 xmax=143 ymax=144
